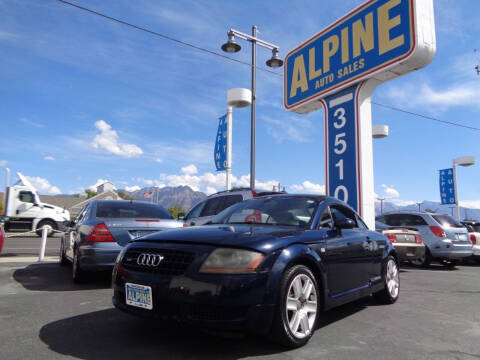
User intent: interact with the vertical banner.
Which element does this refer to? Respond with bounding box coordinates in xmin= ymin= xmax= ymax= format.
xmin=439 ymin=168 xmax=456 ymax=205
xmin=322 ymin=84 xmax=361 ymax=212
xmin=214 ymin=114 xmax=227 ymax=171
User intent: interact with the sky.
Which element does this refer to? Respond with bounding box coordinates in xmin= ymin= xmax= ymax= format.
xmin=1 ymin=0 xmax=480 ymax=209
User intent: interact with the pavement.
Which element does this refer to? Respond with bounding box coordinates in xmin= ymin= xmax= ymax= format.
xmin=1 ymin=235 xmax=479 ymax=359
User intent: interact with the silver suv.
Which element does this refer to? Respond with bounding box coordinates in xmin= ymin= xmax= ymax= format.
xmin=181 ymin=188 xmax=285 ymax=226
xmin=376 ymin=211 xmax=472 ymax=267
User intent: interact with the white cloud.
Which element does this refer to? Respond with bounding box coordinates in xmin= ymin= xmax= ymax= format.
xmin=383 ymin=81 xmax=480 ymax=112
xmin=125 ymin=185 xmax=141 ymax=192
xmin=290 ymin=181 xmax=325 ymax=194
xmin=151 ymin=142 xmax=212 ymax=164
xmin=91 ymin=120 xmax=143 ymax=158
xmin=459 ymin=200 xmax=480 ymax=210
xmin=154 ymin=158 xmax=163 ymax=163
xmin=44 ymin=156 xmax=55 ymax=161
xmin=20 ymin=117 xmax=45 ymax=128
xmin=205 ymin=186 xmax=217 ymax=196
xmin=381 ymin=184 xmax=400 ymax=199
xmin=181 ymin=164 xmax=198 ymax=175
xmin=0 ymin=160 xmax=6 ymax=166
xmin=25 ymin=176 xmax=61 ymax=195
xmin=263 ymin=114 xmax=313 ymax=143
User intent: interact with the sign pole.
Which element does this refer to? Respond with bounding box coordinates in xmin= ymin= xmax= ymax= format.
xmin=226 ymin=106 xmax=233 ymax=190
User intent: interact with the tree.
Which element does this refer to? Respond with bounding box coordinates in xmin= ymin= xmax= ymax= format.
xmin=168 ymin=204 xmax=186 ymax=219
xmin=424 ymin=208 xmax=435 ymax=213
xmin=85 ymin=189 xmax=97 ymax=199
xmin=118 ymin=191 xmax=134 ymax=200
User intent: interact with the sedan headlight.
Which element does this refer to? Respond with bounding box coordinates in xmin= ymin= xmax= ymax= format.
xmin=200 ymin=248 xmax=264 ymax=274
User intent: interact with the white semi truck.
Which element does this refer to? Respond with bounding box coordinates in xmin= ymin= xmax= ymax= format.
xmin=2 ymin=169 xmax=70 ymax=236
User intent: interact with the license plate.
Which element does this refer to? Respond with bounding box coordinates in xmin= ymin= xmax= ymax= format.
xmin=457 ymin=234 xmax=467 ymax=241
xmin=131 ymin=230 xmax=156 ymax=239
xmin=125 ymin=283 xmax=153 ymax=310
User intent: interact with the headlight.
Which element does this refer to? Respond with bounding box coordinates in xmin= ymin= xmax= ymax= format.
xmin=200 ymin=248 xmax=264 ymax=274
xmin=116 ymin=246 xmax=129 ymax=264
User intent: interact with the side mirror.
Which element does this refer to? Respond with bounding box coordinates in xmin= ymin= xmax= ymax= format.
xmin=334 ymin=218 xmax=356 ymax=229
xmin=177 ymin=213 xmax=186 ymax=221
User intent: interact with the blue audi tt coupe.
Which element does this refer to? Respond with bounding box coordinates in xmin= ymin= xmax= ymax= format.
xmin=112 ymin=195 xmax=399 ymax=347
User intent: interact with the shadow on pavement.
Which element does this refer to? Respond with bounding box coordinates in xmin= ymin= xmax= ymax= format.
xmin=13 ymin=263 xmax=111 ymax=291
xmin=39 ymin=308 xmax=284 ymax=360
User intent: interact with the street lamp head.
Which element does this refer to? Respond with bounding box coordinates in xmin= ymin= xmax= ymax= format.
xmin=227 ymin=88 xmax=252 ymax=108
xmin=221 ymin=31 xmax=241 ymax=53
xmin=454 ymin=155 xmax=475 ymax=167
xmin=266 ymin=48 xmax=283 ymax=68
xmin=372 ymin=124 xmax=389 ymax=139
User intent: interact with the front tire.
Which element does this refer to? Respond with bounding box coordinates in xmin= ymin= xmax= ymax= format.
xmin=374 ymin=255 xmax=400 ymax=304
xmin=269 ymin=265 xmax=320 ymax=348
xmin=36 ymin=220 xmax=56 ymax=237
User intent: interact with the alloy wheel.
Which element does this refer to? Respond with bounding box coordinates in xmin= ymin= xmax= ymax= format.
xmin=386 ymin=259 xmax=399 ymax=299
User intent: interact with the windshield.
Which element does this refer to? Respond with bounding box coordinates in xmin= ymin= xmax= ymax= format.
xmin=432 ymin=215 xmax=463 ymax=228
xmin=96 ymin=201 xmax=173 ymax=219
xmin=211 ymin=197 xmax=321 ymax=228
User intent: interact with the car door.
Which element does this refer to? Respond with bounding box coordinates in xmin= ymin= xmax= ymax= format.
xmin=66 ymin=204 xmax=89 ymax=259
xmin=324 ymin=205 xmax=371 ymax=297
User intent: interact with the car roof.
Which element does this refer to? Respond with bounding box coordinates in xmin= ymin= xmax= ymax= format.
xmin=256 ymin=193 xmax=327 ymax=201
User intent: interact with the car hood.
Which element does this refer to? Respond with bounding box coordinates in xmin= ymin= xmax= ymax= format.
xmin=137 ymin=224 xmax=305 ymax=252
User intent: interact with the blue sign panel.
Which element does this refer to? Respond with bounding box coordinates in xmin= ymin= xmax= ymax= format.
xmin=214 ymin=114 xmax=227 ymax=171
xmin=324 ymin=84 xmax=361 ymax=213
xmin=284 ymin=0 xmax=415 ymax=111
xmin=439 ymin=168 xmax=456 ymax=205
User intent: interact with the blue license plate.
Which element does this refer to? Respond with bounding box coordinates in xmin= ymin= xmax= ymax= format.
xmin=125 ymin=283 xmax=153 ymax=310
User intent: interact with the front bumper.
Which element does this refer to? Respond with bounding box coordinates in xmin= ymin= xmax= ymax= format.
xmin=78 ymin=243 xmax=122 ymax=271
xmin=392 ymin=243 xmax=425 ymax=262
xmin=112 ymin=249 xmax=275 ymax=334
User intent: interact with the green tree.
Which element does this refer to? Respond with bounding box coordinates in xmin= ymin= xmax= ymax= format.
xmin=85 ymin=189 xmax=97 ymax=199
xmin=424 ymin=208 xmax=435 ymax=213
xmin=0 ymin=199 xmax=3 ymax=213
xmin=168 ymin=204 xmax=186 ymax=219
xmin=118 ymin=191 xmax=134 ymax=200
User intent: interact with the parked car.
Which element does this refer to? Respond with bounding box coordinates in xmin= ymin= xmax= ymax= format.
xmin=376 ymin=212 xmax=472 ymax=267
xmin=375 ymin=221 xmax=425 ymax=263
xmin=60 ymin=200 xmax=183 ymax=282
xmin=461 ymin=221 xmax=480 ymax=264
xmin=113 ymin=195 xmax=399 ymax=348
xmin=181 ymin=188 xmax=286 ymax=226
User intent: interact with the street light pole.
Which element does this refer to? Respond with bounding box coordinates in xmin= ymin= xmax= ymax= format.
xmin=452 ymin=156 xmax=475 ymax=221
xmin=221 ymin=27 xmax=283 ymax=191
xmin=378 ymin=197 xmax=385 ymax=215
xmin=250 ymin=26 xmax=257 ymax=190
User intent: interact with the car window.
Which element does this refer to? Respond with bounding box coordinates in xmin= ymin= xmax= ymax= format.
xmin=75 ymin=206 xmax=88 ymax=223
xmin=384 ymin=214 xmax=427 ymax=227
xmin=356 ymin=215 xmax=368 ymax=229
xmin=19 ymin=191 xmax=35 ymax=203
xmin=318 ymin=207 xmax=333 ymax=229
xmin=376 ymin=216 xmax=386 ymax=224
xmin=212 ymin=197 xmax=320 ymax=228
xmin=330 ymin=205 xmax=358 ymax=228
xmin=464 ymin=224 xmax=474 ymax=232
xmin=219 ymin=195 xmax=243 ymax=212
xmin=201 ymin=196 xmax=225 ymax=217
xmin=473 ymin=224 xmax=480 ymax=232
xmin=185 ymin=201 xmax=206 ymax=220
xmin=432 ymin=215 xmax=463 ymax=228
xmin=96 ymin=201 xmax=173 ymax=219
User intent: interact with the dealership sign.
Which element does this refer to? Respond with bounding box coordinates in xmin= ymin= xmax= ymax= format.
xmin=284 ymin=0 xmax=436 ymax=227
xmin=439 ymin=168 xmax=456 ymax=205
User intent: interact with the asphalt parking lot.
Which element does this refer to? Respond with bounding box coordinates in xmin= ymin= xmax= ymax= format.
xmin=1 ymin=235 xmax=479 ymax=360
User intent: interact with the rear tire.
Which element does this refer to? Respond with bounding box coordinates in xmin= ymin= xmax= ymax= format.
xmin=269 ymin=265 xmax=320 ymax=348
xmin=59 ymin=238 xmax=69 ymax=266
xmin=373 ymin=256 xmax=400 ymax=304
xmin=72 ymin=248 xmax=85 ymax=283
xmin=410 ymin=247 xmax=431 ymax=267
xmin=36 ymin=220 xmax=56 ymax=237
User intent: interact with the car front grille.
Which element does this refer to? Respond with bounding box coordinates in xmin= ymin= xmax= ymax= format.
xmin=122 ymin=248 xmax=195 ymax=275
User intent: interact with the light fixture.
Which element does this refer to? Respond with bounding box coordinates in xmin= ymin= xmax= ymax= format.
xmin=221 ymin=31 xmax=241 ymax=53
xmin=266 ymin=48 xmax=283 ymax=68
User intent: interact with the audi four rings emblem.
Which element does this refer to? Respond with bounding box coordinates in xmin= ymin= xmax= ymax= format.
xmin=137 ymin=253 xmax=164 ymax=266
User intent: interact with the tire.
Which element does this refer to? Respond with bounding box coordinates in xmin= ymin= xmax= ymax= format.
xmin=410 ymin=247 xmax=431 ymax=267
xmin=440 ymin=259 xmax=458 ymax=268
xmin=59 ymin=237 xmax=69 ymax=266
xmin=374 ymin=255 xmax=400 ymax=304
xmin=269 ymin=265 xmax=320 ymax=348
xmin=72 ymin=248 xmax=85 ymax=283
xmin=36 ymin=220 xmax=56 ymax=237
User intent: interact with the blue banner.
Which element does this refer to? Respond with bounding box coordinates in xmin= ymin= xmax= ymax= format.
xmin=324 ymin=84 xmax=361 ymax=212
xmin=439 ymin=168 xmax=456 ymax=205
xmin=214 ymin=114 xmax=227 ymax=171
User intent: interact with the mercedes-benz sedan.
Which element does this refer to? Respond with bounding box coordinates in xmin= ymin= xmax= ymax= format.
xmin=113 ymin=195 xmax=399 ymax=348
